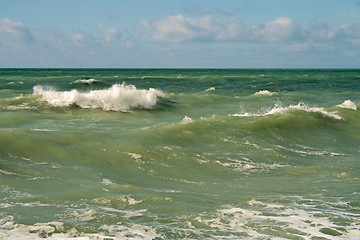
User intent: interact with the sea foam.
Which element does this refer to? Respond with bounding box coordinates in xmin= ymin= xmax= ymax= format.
xmin=205 ymin=87 xmax=216 ymax=92
xmin=33 ymin=83 xmax=165 ymax=111
xmin=337 ymin=100 xmax=357 ymax=110
xmin=233 ymin=102 xmax=343 ymax=120
xmin=72 ymin=78 xmax=100 ymax=84
xmin=179 ymin=116 xmax=193 ymax=124
xmin=190 ymin=198 xmax=360 ymax=239
xmin=0 ymin=216 xmax=160 ymax=239
xmin=254 ymin=90 xmax=274 ymax=96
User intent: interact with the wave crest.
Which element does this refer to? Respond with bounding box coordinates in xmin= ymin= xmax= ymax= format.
xmin=71 ymin=78 xmax=101 ymax=85
xmin=33 ymin=83 xmax=165 ymax=112
xmin=337 ymin=100 xmax=357 ymax=110
xmin=179 ymin=116 xmax=194 ymax=124
xmin=254 ymin=90 xmax=274 ymax=96
xmin=233 ymin=102 xmax=343 ymax=120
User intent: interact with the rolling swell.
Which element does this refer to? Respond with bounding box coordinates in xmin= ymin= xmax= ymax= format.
xmin=232 ymin=102 xmax=344 ymax=131
xmin=1 ymin=69 xmax=360 ymax=239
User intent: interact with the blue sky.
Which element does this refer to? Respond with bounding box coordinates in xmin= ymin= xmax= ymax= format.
xmin=1 ymin=0 xmax=360 ymax=68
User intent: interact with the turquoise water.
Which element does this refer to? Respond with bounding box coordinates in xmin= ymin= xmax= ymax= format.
xmin=0 ymin=69 xmax=359 ymax=239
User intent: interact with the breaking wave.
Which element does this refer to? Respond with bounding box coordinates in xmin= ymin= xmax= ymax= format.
xmin=72 ymin=78 xmax=101 ymax=84
xmin=232 ymin=102 xmax=343 ymax=120
xmin=33 ymin=83 xmax=165 ymax=112
xmin=337 ymin=100 xmax=357 ymax=110
xmin=205 ymin=87 xmax=216 ymax=92
xmin=179 ymin=116 xmax=194 ymax=124
xmin=253 ymin=90 xmax=275 ymax=96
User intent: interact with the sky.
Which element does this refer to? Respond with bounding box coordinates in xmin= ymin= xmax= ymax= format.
xmin=1 ymin=0 xmax=360 ymax=68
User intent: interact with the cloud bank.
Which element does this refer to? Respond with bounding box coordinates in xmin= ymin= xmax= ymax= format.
xmin=1 ymin=14 xmax=360 ymax=67
xmin=139 ymin=14 xmax=360 ymax=66
xmin=141 ymin=15 xmax=301 ymax=43
xmin=141 ymin=14 xmax=360 ymax=45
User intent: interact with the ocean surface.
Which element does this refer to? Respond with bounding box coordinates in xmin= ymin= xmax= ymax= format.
xmin=0 ymin=68 xmax=359 ymax=239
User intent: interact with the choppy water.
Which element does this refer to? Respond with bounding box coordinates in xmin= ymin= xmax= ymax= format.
xmin=0 ymin=69 xmax=359 ymax=239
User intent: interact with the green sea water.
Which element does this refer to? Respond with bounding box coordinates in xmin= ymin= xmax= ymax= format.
xmin=0 ymin=69 xmax=359 ymax=239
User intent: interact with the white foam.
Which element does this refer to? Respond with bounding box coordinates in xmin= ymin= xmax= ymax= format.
xmin=205 ymin=87 xmax=215 ymax=91
xmin=337 ymin=100 xmax=357 ymax=110
xmin=0 ymin=216 xmax=160 ymax=239
xmin=6 ymin=103 xmax=35 ymax=110
xmin=277 ymin=144 xmax=345 ymax=157
xmin=191 ymin=198 xmax=360 ymax=239
xmin=101 ymin=207 xmax=147 ymax=218
xmin=0 ymin=169 xmax=18 ymax=176
xmin=72 ymin=78 xmax=100 ymax=84
xmin=179 ymin=116 xmax=193 ymax=124
xmin=254 ymin=90 xmax=274 ymax=96
xmin=72 ymin=210 xmax=96 ymax=221
xmin=127 ymin=197 xmax=143 ymax=205
xmin=215 ymin=157 xmax=287 ymax=173
xmin=33 ymin=83 xmax=165 ymax=112
xmin=101 ymin=178 xmax=114 ymax=185
xmin=31 ymin=128 xmax=55 ymax=132
xmin=128 ymin=153 xmax=142 ymax=160
xmin=233 ymin=102 xmax=343 ymax=120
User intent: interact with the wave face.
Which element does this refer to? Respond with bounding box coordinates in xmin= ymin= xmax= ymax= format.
xmin=1 ymin=69 xmax=360 ymax=239
xmin=33 ymin=83 xmax=164 ymax=111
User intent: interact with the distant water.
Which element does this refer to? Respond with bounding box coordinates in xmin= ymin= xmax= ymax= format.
xmin=1 ymin=69 xmax=359 ymax=239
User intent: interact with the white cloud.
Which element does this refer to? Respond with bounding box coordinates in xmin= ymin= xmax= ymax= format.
xmin=141 ymin=14 xmax=360 ymax=46
xmin=42 ymin=29 xmax=99 ymax=53
xmin=305 ymin=18 xmax=346 ymax=42
xmin=71 ymin=33 xmax=86 ymax=46
xmin=97 ymin=25 xmax=121 ymax=42
xmin=256 ymin=17 xmax=301 ymax=42
xmin=0 ymin=18 xmax=34 ymax=43
xmin=1 ymin=15 xmax=360 ymax=68
xmin=141 ymin=14 xmax=242 ymax=42
xmin=141 ymin=15 xmax=302 ymax=43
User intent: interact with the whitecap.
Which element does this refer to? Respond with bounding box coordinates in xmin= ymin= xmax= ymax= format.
xmin=205 ymin=87 xmax=215 ymax=92
xmin=253 ymin=90 xmax=274 ymax=96
xmin=128 ymin=153 xmax=142 ymax=160
xmin=31 ymin=128 xmax=55 ymax=132
xmin=179 ymin=116 xmax=193 ymax=124
xmin=102 ymin=178 xmax=114 ymax=185
xmin=337 ymin=100 xmax=357 ymax=110
xmin=72 ymin=78 xmax=100 ymax=84
xmin=33 ymin=83 xmax=165 ymax=112
xmin=232 ymin=102 xmax=343 ymax=120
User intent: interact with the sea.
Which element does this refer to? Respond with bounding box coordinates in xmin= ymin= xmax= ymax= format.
xmin=0 ymin=68 xmax=359 ymax=239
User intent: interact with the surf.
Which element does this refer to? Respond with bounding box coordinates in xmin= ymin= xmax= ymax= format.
xmin=33 ymin=83 xmax=165 ymax=112
xmin=232 ymin=102 xmax=343 ymax=120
